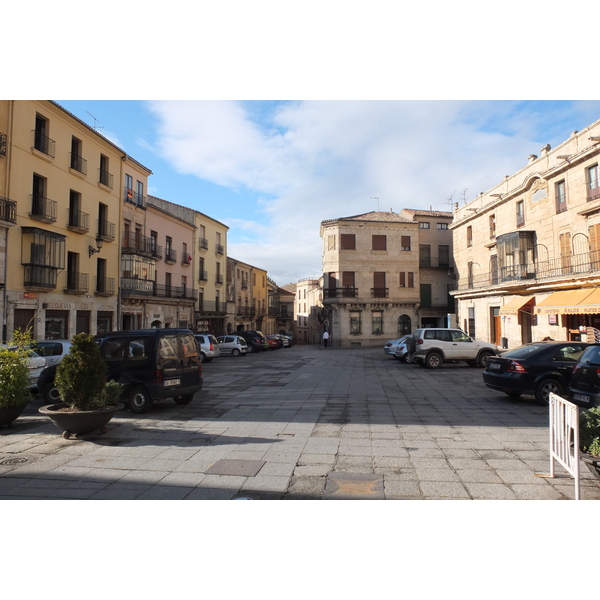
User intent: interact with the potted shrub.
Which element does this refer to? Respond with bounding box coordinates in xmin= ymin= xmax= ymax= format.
xmin=39 ymin=332 xmax=123 ymax=438
xmin=580 ymin=407 xmax=600 ymax=480
xmin=0 ymin=330 xmax=35 ymax=428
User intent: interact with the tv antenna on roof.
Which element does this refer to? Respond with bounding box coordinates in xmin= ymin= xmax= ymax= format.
xmin=86 ymin=111 xmax=103 ymax=131
xmin=370 ymin=196 xmax=380 ymax=211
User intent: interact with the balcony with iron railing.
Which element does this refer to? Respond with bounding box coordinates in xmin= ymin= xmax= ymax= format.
xmin=33 ymin=131 xmax=55 ymax=157
xmin=199 ymin=270 xmax=208 ymax=282
xmin=198 ymin=300 xmax=226 ymax=314
xmin=97 ymin=220 xmax=116 ymax=242
xmin=153 ymin=283 xmax=197 ymax=300
xmin=323 ymin=287 xmax=358 ymax=301
xmin=99 ymin=169 xmax=113 ymax=188
xmin=122 ymin=232 xmax=158 ymax=257
xmin=164 ymin=248 xmax=177 ymax=264
xmin=0 ymin=196 xmax=17 ymax=225
xmin=371 ymin=288 xmax=389 ymax=298
xmin=588 ymin=182 xmax=600 ymax=203
xmin=199 ymin=237 xmax=208 ymax=250
xmin=121 ymin=277 xmax=155 ymax=297
xmin=181 ymin=253 xmax=192 ymax=266
xmin=70 ymin=154 xmax=87 ymax=175
xmin=67 ymin=209 xmax=90 ymax=233
xmin=123 ymin=187 xmax=146 ymax=209
xmin=457 ymin=251 xmax=600 ymax=293
xmin=216 ymin=274 xmax=224 ymax=285
xmin=30 ymin=194 xmax=57 ymax=223
xmin=24 ymin=265 xmax=58 ymax=290
xmin=236 ymin=306 xmax=256 ymax=317
xmin=216 ymin=243 xmax=224 ymax=255
xmin=94 ymin=276 xmax=115 ymax=296
xmin=63 ymin=271 xmax=89 ymax=295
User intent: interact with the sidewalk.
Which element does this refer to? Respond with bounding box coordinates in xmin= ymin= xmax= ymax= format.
xmin=1 ymin=345 xmax=599 ymax=500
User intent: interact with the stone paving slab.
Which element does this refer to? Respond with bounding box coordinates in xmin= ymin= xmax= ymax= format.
xmin=1 ymin=345 xmax=600 ymax=500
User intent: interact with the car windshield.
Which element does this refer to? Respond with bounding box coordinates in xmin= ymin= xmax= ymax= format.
xmin=580 ymin=345 xmax=600 ymax=366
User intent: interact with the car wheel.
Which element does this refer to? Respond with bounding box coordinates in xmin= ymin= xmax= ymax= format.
xmin=174 ymin=394 xmax=194 ymax=405
xmin=478 ymin=352 xmax=493 ymax=368
xmin=535 ymin=378 xmax=564 ymax=404
xmin=425 ymin=352 xmax=442 ymax=369
xmin=232 ymin=348 xmax=241 ymax=357
xmin=128 ymin=385 xmax=153 ymax=414
xmin=247 ymin=344 xmax=255 ymax=353
xmin=403 ymin=354 xmax=414 ymax=364
xmin=42 ymin=382 xmax=61 ymax=404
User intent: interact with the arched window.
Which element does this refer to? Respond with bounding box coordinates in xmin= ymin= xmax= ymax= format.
xmin=398 ymin=315 xmax=411 ymax=336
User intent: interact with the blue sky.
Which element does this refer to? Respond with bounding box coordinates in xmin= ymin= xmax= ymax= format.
xmin=55 ymin=100 xmax=600 ymax=286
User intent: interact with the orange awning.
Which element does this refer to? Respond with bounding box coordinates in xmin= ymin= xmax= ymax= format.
xmin=499 ymin=295 xmax=535 ymax=316
xmin=535 ymin=289 xmax=596 ymax=315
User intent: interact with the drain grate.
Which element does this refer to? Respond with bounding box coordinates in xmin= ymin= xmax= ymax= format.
xmin=324 ymin=473 xmax=384 ymax=499
xmin=0 ymin=455 xmax=33 ymax=467
xmin=205 ymin=459 xmax=265 ymax=477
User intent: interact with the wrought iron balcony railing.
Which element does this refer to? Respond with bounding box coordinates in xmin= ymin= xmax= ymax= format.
xmin=371 ymin=288 xmax=389 ymax=298
xmin=24 ymin=265 xmax=58 ymax=289
xmin=216 ymin=244 xmax=224 ymax=255
xmin=199 ymin=270 xmax=208 ymax=281
xmin=164 ymin=248 xmax=177 ymax=264
xmin=99 ymin=169 xmax=113 ymax=188
xmin=198 ymin=300 xmax=226 ymax=314
xmin=588 ymin=183 xmax=600 ymax=202
xmin=122 ymin=232 xmax=160 ymax=257
xmin=0 ymin=196 xmax=17 ymax=224
xmin=33 ymin=131 xmax=55 ymax=157
xmin=123 ymin=187 xmax=146 ymax=208
xmin=97 ymin=220 xmax=116 ymax=241
xmin=323 ymin=287 xmax=358 ymax=299
xmin=457 ymin=251 xmax=600 ymax=292
xmin=70 ymin=154 xmax=87 ymax=174
xmin=199 ymin=237 xmax=208 ymax=250
xmin=64 ymin=272 xmax=89 ymax=295
xmin=94 ymin=276 xmax=115 ymax=296
xmin=121 ymin=277 xmax=155 ymax=297
xmin=67 ymin=209 xmax=90 ymax=233
xmin=30 ymin=194 xmax=57 ymax=222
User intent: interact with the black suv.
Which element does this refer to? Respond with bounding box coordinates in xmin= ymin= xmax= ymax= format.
xmin=38 ymin=329 xmax=203 ymax=413
xmin=237 ymin=330 xmax=270 ymax=353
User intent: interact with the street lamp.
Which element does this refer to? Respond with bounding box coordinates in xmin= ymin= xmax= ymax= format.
xmin=89 ymin=237 xmax=104 ymax=257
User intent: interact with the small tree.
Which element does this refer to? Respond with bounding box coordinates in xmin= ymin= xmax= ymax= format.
xmin=55 ymin=333 xmax=108 ymax=410
xmin=0 ymin=328 xmax=36 ymax=409
xmin=580 ymin=407 xmax=600 ymax=457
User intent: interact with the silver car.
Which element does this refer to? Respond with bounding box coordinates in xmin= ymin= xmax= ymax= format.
xmin=32 ymin=340 xmax=72 ymax=367
xmin=195 ymin=334 xmax=221 ymax=362
xmin=217 ymin=335 xmax=248 ymax=357
xmin=0 ymin=345 xmax=46 ymax=390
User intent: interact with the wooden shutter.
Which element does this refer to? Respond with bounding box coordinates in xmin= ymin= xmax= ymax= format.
xmin=372 ymin=235 xmax=386 ymax=250
xmin=341 ymin=234 xmax=355 ymax=249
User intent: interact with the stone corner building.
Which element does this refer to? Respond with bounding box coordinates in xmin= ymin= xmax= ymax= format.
xmin=451 ymin=117 xmax=600 ymax=348
xmin=320 ymin=209 xmax=454 ymax=348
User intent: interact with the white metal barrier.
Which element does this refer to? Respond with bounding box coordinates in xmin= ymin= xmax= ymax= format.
xmin=536 ymin=392 xmax=580 ymax=500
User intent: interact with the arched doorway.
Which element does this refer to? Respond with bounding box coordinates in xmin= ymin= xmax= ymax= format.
xmin=151 ymin=320 xmax=161 ymax=329
xmin=398 ymin=314 xmax=412 ymax=336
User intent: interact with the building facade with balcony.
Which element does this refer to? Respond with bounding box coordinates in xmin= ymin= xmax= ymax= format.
xmin=321 ymin=210 xmax=453 ymax=348
xmin=227 ymin=257 xmax=254 ymax=333
xmin=142 ymin=195 xmax=197 ymax=329
xmin=451 ymin=117 xmax=600 ymax=348
xmin=196 ymin=211 xmax=228 ymax=335
xmin=1 ymin=100 xmax=124 ymax=340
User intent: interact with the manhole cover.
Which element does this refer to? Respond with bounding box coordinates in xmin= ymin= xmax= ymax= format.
xmin=0 ymin=456 xmax=32 ymax=466
xmin=205 ymin=459 xmax=265 ymax=477
xmin=324 ymin=473 xmax=384 ymax=499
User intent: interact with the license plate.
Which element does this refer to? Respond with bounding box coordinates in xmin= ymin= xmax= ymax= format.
xmin=164 ymin=378 xmax=181 ymax=387
xmin=488 ymin=363 xmax=501 ymax=370
xmin=572 ymin=393 xmax=590 ymax=403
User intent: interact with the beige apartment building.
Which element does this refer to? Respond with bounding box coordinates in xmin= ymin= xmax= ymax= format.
xmin=196 ymin=211 xmax=228 ymax=334
xmin=294 ymin=277 xmax=321 ymax=344
xmin=0 ymin=100 xmax=125 ymax=340
xmin=320 ymin=210 xmax=454 ymax=348
xmin=451 ymin=117 xmax=600 ymax=348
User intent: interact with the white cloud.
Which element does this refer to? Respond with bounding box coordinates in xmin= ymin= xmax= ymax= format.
xmin=146 ymin=100 xmax=596 ymax=284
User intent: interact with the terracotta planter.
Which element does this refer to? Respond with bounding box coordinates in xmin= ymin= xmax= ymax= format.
xmin=581 ymin=452 xmax=600 ymax=481
xmin=0 ymin=403 xmax=27 ymax=428
xmin=39 ymin=403 xmax=123 ymax=438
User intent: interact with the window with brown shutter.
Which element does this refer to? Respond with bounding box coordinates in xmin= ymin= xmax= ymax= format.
xmin=407 ymin=272 xmax=414 ymax=287
xmin=372 ymin=235 xmax=386 ymax=250
xmin=559 ymin=232 xmax=572 ymax=272
xmin=341 ymin=234 xmax=356 ymax=250
xmin=399 ymin=272 xmax=406 ymax=287
xmin=590 ymin=223 xmax=600 ymax=267
xmin=373 ymin=272 xmax=387 ymax=297
xmin=401 ymin=236 xmax=411 ymax=251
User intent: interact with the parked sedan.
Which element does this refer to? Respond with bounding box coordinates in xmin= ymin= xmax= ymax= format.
xmin=568 ymin=344 xmax=600 ymax=408
xmin=266 ymin=335 xmax=281 ymax=350
xmin=384 ymin=337 xmax=407 ymax=357
xmin=393 ymin=335 xmax=414 ymax=363
xmin=216 ymin=335 xmax=248 ymax=357
xmin=483 ymin=341 xmax=589 ymax=403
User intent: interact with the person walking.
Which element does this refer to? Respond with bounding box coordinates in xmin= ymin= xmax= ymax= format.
xmin=322 ymin=330 xmax=329 ymax=348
